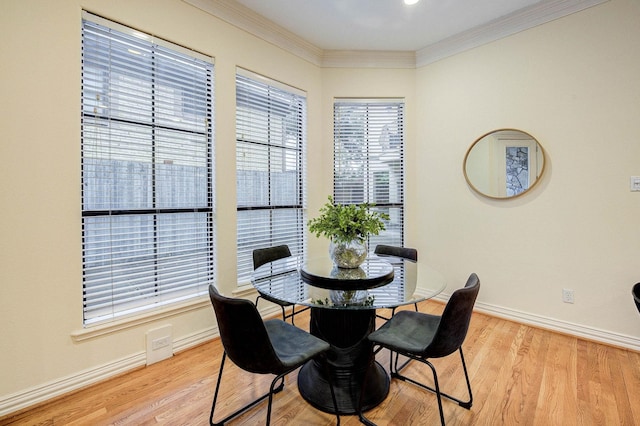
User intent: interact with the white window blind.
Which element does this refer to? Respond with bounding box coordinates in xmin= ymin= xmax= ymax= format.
xmin=236 ymin=69 xmax=306 ymax=282
xmin=333 ymin=99 xmax=405 ymax=250
xmin=81 ymin=13 xmax=215 ymax=325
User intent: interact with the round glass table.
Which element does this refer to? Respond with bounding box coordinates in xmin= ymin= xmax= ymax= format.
xmin=251 ymin=255 xmax=446 ymax=414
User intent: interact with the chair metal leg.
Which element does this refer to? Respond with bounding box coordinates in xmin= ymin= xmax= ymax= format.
xmin=210 ymin=352 xmax=285 ymax=425
xmin=375 ymin=303 xmax=417 ymax=322
xmin=389 ymin=348 xmax=473 ymax=426
xmin=425 ymin=358 xmax=446 ymax=425
xmin=209 ymin=352 xmax=227 ymax=426
xmin=285 ymin=305 xmax=310 ymax=325
xmin=457 ymin=348 xmax=473 ymax=409
xmin=393 ymin=350 xmax=412 ymax=374
xmin=266 ymin=372 xmax=288 ymax=425
xmin=256 ymin=294 xmax=291 ymax=323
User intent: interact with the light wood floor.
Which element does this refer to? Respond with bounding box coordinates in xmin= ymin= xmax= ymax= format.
xmin=3 ymin=301 xmax=640 ymax=425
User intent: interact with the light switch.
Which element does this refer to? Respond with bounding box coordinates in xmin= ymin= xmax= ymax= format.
xmin=631 ymin=177 xmax=640 ymax=192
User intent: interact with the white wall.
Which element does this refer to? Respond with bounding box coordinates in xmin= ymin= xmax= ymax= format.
xmin=1 ymin=0 xmax=639 ymax=416
xmin=414 ymin=0 xmax=640 ymax=340
xmin=0 ymin=0 xmax=323 ymax=413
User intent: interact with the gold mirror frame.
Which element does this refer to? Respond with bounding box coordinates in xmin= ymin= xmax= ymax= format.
xmin=463 ymin=129 xmax=546 ymax=200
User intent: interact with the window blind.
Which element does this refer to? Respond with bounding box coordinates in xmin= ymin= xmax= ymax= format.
xmin=236 ymin=69 xmax=306 ymax=282
xmin=81 ymin=13 xmax=215 ymax=325
xmin=333 ymin=99 xmax=405 ymax=250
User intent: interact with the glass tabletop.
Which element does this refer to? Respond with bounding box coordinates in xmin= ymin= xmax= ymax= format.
xmin=300 ymin=257 xmax=395 ymax=290
xmin=251 ymin=255 xmax=446 ymax=310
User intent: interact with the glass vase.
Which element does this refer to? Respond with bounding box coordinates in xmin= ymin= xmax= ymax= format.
xmin=329 ymin=289 xmax=369 ymax=306
xmin=329 ymin=239 xmax=367 ymax=269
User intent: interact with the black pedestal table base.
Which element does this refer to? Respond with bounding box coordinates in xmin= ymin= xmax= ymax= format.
xmin=297 ymin=308 xmax=389 ymax=414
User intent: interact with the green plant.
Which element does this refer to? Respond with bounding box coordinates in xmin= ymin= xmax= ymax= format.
xmin=307 ymin=196 xmax=389 ymax=244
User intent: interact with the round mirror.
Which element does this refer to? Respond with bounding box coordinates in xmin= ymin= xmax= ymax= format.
xmin=464 ymin=129 xmax=546 ymax=199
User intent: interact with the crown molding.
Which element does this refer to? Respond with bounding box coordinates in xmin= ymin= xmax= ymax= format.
xmin=416 ymin=0 xmax=609 ymax=67
xmin=183 ymin=0 xmax=324 ymax=66
xmin=183 ymin=0 xmax=609 ymax=69
xmin=322 ymin=50 xmax=416 ymax=69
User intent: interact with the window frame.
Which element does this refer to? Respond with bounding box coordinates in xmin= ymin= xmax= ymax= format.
xmin=333 ymin=98 xmax=405 ymax=251
xmin=235 ymin=68 xmax=307 ymax=282
xmin=80 ymin=12 xmax=215 ymax=326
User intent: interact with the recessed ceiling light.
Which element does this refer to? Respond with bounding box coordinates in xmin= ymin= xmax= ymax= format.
xmin=404 ymin=0 xmax=420 ymax=5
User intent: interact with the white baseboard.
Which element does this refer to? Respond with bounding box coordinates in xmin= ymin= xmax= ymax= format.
xmin=0 ymin=352 xmax=145 ymax=418
xmin=0 ymin=327 xmax=219 ymax=418
xmin=425 ymin=291 xmax=640 ymax=352
xmin=173 ymin=326 xmax=218 ymax=354
xmin=5 ymin=295 xmax=638 ymax=418
xmin=1 ymin=298 xmax=278 ymax=417
xmin=474 ymin=300 xmax=640 ymax=352
xmin=1 ymin=289 xmax=275 ymax=418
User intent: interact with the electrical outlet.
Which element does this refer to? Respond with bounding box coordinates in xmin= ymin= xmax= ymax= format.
xmin=562 ymin=288 xmax=574 ymax=304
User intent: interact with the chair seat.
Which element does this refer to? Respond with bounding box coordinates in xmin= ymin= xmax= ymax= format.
xmin=369 ymin=310 xmax=440 ymax=354
xmin=265 ymin=319 xmax=330 ymax=368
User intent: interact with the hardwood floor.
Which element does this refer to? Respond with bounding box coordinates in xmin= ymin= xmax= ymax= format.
xmin=3 ymin=301 xmax=640 ymax=425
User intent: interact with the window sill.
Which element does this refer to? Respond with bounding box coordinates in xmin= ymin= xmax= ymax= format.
xmin=233 ymin=283 xmax=258 ymax=298
xmin=71 ymin=296 xmax=211 ymax=342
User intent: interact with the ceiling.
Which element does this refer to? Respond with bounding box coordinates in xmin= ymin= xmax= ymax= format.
xmin=234 ymin=0 xmax=544 ymax=52
xmin=185 ymin=0 xmax=607 ymax=66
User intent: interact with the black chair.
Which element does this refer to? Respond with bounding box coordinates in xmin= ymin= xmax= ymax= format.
xmin=633 ymin=283 xmax=640 ymax=314
xmin=360 ymin=273 xmax=480 ymax=426
xmin=253 ymin=245 xmax=309 ymax=325
xmin=374 ymin=244 xmax=417 ymax=263
xmin=373 ymin=244 xmax=419 ymax=318
xmin=208 ymin=285 xmax=339 ymax=425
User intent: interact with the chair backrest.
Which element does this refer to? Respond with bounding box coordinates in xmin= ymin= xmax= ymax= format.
xmin=424 ymin=273 xmax=480 ymax=358
xmin=633 ymin=283 xmax=640 ymax=314
xmin=208 ymin=285 xmax=283 ymax=374
xmin=253 ymin=245 xmax=292 ymax=270
xmin=374 ymin=244 xmax=418 ymax=262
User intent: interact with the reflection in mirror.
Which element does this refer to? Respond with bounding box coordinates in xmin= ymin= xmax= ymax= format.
xmin=464 ymin=129 xmax=546 ymax=199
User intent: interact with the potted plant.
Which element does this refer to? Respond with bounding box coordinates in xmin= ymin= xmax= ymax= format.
xmin=308 ymin=196 xmax=389 ymax=268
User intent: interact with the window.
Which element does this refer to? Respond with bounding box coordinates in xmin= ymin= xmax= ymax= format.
xmin=333 ymin=99 xmax=405 ymax=250
xmin=81 ymin=13 xmax=215 ymax=325
xmin=236 ymin=69 xmax=306 ymax=282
